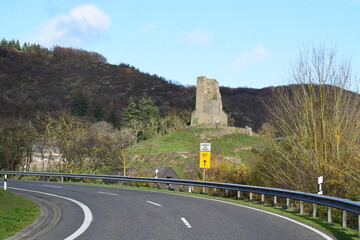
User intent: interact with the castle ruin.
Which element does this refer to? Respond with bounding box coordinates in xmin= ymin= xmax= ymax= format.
xmin=191 ymin=76 xmax=228 ymax=127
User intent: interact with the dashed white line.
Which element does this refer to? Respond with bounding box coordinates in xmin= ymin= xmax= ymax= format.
xmin=181 ymin=217 xmax=192 ymax=228
xmin=42 ymin=185 xmax=62 ymax=188
xmin=98 ymin=191 xmax=118 ymax=196
xmin=146 ymin=201 xmax=162 ymax=207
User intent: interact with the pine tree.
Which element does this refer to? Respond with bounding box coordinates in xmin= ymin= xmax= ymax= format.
xmin=107 ymin=108 xmax=119 ymax=128
xmin=94 ymin=103 xmax=104 ymax=121
xmin=121 ymin=98 xmax=140 ymax=127
xmin=71 ymin=93 xmax=88 ymax=116
xmin=138 ymin=97 xmax=160 ymax=122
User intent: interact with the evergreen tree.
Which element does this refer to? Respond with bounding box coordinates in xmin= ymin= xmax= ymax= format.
xmin=71 ymin=93 xmax=88 ymax=116
xmin=121 ymin=97 xmax=160 ymax=140
xmin=94 ymin=103 xmax=104 ymax=121
xmin=138 ymin=97 xmax=160 ymax=122
xmin=121 ymin=98 xmax=140 ymax=127
xmin=107 ymin=108 xmax=119 ymax=128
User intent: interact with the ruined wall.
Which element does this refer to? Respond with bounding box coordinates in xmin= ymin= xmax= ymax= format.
xmin=191 ymin=76 xmax=228 ymax=126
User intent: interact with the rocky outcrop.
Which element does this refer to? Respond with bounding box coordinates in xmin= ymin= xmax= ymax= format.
xmin=191 ymin=76 xmax=228 ymax=126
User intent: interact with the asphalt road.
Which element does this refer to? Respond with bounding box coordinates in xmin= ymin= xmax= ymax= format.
xmin=2 ymin=180 xmax=334 ymax=240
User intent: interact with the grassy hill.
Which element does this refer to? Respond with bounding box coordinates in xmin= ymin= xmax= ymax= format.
xmin=128 ymin=127 xmax=267 ymax=179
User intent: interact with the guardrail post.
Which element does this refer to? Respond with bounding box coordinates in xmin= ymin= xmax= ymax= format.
xmin=328 ymin=207 xmax=332 ymax=223
xmin=188 ymin=186 xmax=192 ymax=193
xmin=225 ymin=189 xmax=229 ymax=197
xmin=286 ymin=198 xmax=290 ymax=210
xmin=249 ymin=192 xmax=253 ymax=202
xmin=273 ymin=196 xmax=277 ymax=207
xmin=313 ymin=204 xmax=317 ymax=218
xmin=213 ymin=188 xmax=217 ymax=196
xmin=300 ymin=201 xmax=304 ymax=215
xmin=4 ymin=174 xmax=7 ymax=191
xmin=261 ymin=194 xmax=265 ymax=204
xmin=342 ymin=211 xmax=347 ymax=228
xmin=237 ymin=191 xmax=241 ymax=200
xmin=202 ymin=187 xmax=206 ymax=194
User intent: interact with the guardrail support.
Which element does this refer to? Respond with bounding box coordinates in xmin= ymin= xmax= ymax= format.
xmin=328 ymin=207 xmax=332 ymax=223
xmin=249 ymin=192 xmax=253 ymax=202
xmin=313 ymin=204 xmax=317 ymax=218
xmin=286 ymin=198 xmax=290 ymax=210
xmin=213 ymin=188 xmax=217 ymax=196
xmin=3 ymin=174 xmax=7 ymax=191
xmin=273 ymin=196 xmax=277 ymax=207
xmin=300 ymin=201 xmax=304 ymax=215
xmin=237 ymin=191 xmax=241 ymax=200
xmin=261 ymin=194 xmax=265 ymax=204
xmin=342 ymin=211 xmax=347 ymax=228
xmin=225 ymin=189 xmax=229 ymax=197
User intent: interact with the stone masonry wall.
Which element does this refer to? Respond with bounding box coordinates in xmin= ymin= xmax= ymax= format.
xmin=191 ymin=76 xmax=228 ymax=126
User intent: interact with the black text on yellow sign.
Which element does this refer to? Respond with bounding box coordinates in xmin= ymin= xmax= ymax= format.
xmin=199 ymin=151 xmax=211 ymax=168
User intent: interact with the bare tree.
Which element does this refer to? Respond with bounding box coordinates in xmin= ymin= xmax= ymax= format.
xmin=0 ymin=119 xmax=37 ymax=171
xmin=256 ymin=44 xmax=360 ymax=199
xmin=37 ymin=112 xmax=89 ymax=172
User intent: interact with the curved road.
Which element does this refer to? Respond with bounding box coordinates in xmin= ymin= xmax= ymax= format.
xmin=2 ymin=180 xmax=333 ymax=240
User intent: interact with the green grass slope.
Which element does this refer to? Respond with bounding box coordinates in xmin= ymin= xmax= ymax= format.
xmin=0 ymin=190 xmax=40 ymax=239
xmin=128 ymin=127 xmax=266 ymax=178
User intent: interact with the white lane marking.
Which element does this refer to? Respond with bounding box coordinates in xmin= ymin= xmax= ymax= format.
xmin=9 ymin=187 xmax=93 ymax=240
xmin=146 ymin=201 xmax=162 ymax=207
xmin=173 ymin=194 xmax=333 ymax=240
xmin=98 ymin=191 xmax=118 ymax=196
xmin=42 ymin=184 xmax=62 ymax=188
xmin=181 ymin=218 xmax=192 ymax=228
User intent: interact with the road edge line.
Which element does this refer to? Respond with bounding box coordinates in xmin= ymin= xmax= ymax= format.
xmin=8 ymin=187 xmax=93 ymax=240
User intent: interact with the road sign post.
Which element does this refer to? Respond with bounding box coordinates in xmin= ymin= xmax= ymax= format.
xmin=199 ymin=143 xmax=211 ymax=194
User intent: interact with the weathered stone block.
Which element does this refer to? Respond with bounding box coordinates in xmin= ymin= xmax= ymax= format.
xmin=191 ymin=76 xmax=228 ymax=126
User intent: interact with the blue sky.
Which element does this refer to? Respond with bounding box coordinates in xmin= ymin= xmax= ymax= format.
xmin=1 ymin=0 xmax=359 ymax=88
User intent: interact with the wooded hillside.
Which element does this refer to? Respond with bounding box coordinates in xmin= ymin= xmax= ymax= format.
xmin=0 ymin=43 xmax=273 ymax=131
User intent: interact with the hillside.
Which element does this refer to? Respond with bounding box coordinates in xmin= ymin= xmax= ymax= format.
xmin=127 ymin=127 xmax=266 ymax=179
xmin=0 ymin=45 xmax=273 ymax=131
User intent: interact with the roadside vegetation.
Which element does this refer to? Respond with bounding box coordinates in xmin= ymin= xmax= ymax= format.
xmin=0 ymin=42 xmax=359 ymax=236
xmin=0 ymin=189 xmax=40 ymax=239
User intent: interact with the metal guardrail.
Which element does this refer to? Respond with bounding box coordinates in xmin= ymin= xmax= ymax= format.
xmin=1 ymin=171 xmax=360 ymax=232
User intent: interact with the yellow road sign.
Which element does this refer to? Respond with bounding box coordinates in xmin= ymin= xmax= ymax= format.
xmin=199 ymin=151 xmax=211 ymax=168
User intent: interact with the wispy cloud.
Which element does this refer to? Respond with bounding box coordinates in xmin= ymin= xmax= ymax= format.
xmin=229 ymin=45 xmax=270 ymax=71
xmin=138 ymin=23 xmax=155 ymax=34
xmin=183 ymin=29 xmax=213 ymax=46
xmin=34 ymin=3 xmax=110 ymax=47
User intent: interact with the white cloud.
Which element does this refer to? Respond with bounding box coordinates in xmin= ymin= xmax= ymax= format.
xmin=138 ymin=23 xmax=155 ymax=34
xmin=35 ymin=3 xmax=110 ymax=46
xmin=229 ymin=45 xmax=270 ymax=71
xmin=184 ymin=29 xmax=213 ymax=46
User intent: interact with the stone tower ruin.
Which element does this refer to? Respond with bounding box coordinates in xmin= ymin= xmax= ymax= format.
xmin=191 ymin=76 xmax=228 ymax=127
